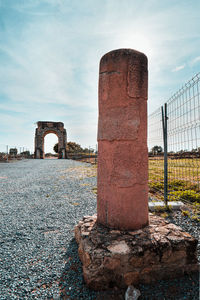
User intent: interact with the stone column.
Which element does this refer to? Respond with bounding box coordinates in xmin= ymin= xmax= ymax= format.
xmin=97 ymin=49 xmax=148 ymax=230
xmin=34 ymin=129 xmax=41 ymax=159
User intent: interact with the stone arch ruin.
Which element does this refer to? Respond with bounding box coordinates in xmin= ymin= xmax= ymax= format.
xmin=34 ymin=121 xmax=67 ymax=159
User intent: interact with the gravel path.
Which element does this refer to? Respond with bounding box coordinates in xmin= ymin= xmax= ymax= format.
xmin=0 ymin=159 xmax=199 ymax=299
xmin=0 ymin=159 xmax=97 ymax=299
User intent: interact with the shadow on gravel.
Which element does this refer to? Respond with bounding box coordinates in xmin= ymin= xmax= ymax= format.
xmin=59 ymin=239 xmax=199 ymax=300
xmin=138 ymin=272 xmax=199 ymax=300
xmin=59 ymin=238 xmax=125 ymax=300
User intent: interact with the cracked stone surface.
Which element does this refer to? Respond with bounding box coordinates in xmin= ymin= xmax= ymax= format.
xmin=75 ymin=214 xmax=198 ymax=290
xmin=97 ymin=49 xmax=149 ymax=230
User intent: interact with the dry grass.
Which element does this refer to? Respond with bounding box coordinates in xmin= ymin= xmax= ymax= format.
xmin=67 ymin=157 xmax=200 ymax=204
xmin=149 ymin=157 xmax=200 ymax=203
xmin=61 ymin=165 xmax=97 ymax=179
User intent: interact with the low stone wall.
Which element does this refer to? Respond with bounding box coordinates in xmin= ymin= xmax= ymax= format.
xmin=74 ymin=214 xmax=198 ymax=290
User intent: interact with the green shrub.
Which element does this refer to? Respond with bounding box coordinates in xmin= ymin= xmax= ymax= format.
xmin=193 ymin=201 xmax=200 ymax=212
xmin=168 ymin=180 xmax=186 ymax=190
xmin=149 ymin=181 xmax=164 ymax=193
xmin=169 ymin=190 xmax=200 ymax=203
xmin=191 ymin=215 xmax=200 ymax=222
xmin=181 ymin=210 xmax=190 ymax=217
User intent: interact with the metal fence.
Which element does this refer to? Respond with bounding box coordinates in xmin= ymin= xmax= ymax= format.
xmin=0 ymin=144 xmax=32 ymax=162
xmin=148 ymin=72 xmax=200 ymax=205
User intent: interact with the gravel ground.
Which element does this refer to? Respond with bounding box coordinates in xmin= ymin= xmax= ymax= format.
xmin=0 ymin=159 xmax=199 ymax=299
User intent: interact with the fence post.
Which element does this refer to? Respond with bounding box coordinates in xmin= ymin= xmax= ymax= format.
xmin=162 ymin=103 xmax=168 ymax=206
xmin=7 ymin=145 xmax=8 ymax=162
xmin=95 ymin=144 xmax=97 ymax=164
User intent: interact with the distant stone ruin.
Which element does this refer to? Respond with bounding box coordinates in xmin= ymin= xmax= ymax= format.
xmin=9 ymin=148 xmax=18 ymax=156
xmin=34 ymin=121 xmax=67 ymax=159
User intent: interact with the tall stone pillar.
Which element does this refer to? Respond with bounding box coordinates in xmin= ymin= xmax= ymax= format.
xmin=75 ymin=49 xmax=197 ymax=290
xmin=97 ymin=49 xmax=148 ymax=230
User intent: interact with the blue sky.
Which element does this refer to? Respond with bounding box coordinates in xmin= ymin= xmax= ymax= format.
xmin=0 ymin=0 xmax=199 ymax=153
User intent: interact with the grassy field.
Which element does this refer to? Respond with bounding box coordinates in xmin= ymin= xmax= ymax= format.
xmin=149 ymin=157 xmax=200 ymax=204
xmin=76 ymin=156 xmax=200 ymax=204
xmin=72 ymin=156 xmax=200 ymax=205
xmin=77 ymin=157 xmax=200 ymax=220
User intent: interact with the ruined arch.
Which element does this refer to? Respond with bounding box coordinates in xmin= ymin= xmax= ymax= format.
xmin=34 ymin=121 xmax=67 ymax=159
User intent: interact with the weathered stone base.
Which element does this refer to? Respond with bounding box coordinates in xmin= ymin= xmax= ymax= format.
xmin=74 ymin=214 xmax=198 ymax=290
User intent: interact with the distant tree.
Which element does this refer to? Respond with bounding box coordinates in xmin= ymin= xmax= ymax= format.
xmin=53 ymin=143 xmax=58 ymax=153
xmin=82 ymin=147 xmax=94 ymax=153
xmin=45 ymin=152 xmax=53 ymax=157
xmin=66 ymin=142 xmax=83 ymax=153
xmin=178 ymin=150 xmax=184 ymax=154
xmin=53 ymin=141 xmax=84 ymax=154
xmin=21 ymin=151 xmax=30 ymax=157
xmin=9 ymin=148 xmax=18 ymax=156
xmin=151 ymin=145 xmax=163 ymax=155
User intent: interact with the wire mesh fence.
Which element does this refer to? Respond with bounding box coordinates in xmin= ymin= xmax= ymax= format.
xmin=148 ymin=72 xmax=200 ymax=205
xmin=1 ymin=74 xmax=199 ymax=206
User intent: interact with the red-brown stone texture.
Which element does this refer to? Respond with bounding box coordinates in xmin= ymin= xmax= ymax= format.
xmin=75 ymin=214 xmax=198 ymax=290
xmin=97 ymin=49 xmax=148 ymax=230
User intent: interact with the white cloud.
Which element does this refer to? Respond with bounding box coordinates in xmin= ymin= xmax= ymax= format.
xmin=172 ymin=65 xmax=186 ymax=72
xmin=190 ymin=56 xmax=200 ymax=65
xmin=0 ymin=0 xmax=200 ymax=149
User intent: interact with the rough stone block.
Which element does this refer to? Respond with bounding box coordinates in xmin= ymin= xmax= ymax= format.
xmin=74 ymin=214 xmax=198 ymax=290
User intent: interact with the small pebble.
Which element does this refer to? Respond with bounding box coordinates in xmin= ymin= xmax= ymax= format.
xmin=0 ymin=160 xmax=199 ymax=299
